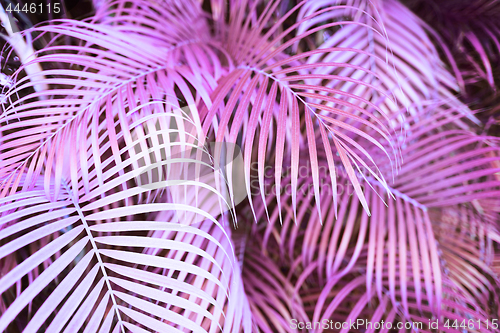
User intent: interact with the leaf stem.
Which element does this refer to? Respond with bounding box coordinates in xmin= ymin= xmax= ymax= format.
xmin=62 ymin=180 xmax=126 ymax=333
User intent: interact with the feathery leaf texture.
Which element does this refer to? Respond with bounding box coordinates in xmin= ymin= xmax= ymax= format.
xmin=1 ymin=0 xmax=499 ymax=332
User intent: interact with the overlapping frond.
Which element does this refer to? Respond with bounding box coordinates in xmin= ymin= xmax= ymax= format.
xmin=251 ymin=106 xmax=500 ymax=326
xmin=404 ymin=0 xmax=500 ymax=92
xmin=294 ymin=256 xmax=498 ymax=333
xmin=296 ymin=0 xmax=477 ymax=125
xmin=200 ymin=0 xmax=408 ymax=220
xmin=1 ymin=0 xmax=499 ymax=331
xmin=0 ymin=0 xmax=221 ymax=200
xmin=0 ymin=106 xmax=252 ymax=332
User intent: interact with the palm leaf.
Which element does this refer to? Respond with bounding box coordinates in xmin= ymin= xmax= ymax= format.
xmin=296 ymin=0 xmax=479 ymax=127
xmin=253 ymin=106 xmax=500 ymax=323
xmin=0 ymin=0 xmax=221 ymax=201
xmin=199 ymin=0 xmax=406 ymax=220
xmin=0 ymin=99 xmax=253 ymax=332
xmin=1 ymin=0 xmax=499 ymax=331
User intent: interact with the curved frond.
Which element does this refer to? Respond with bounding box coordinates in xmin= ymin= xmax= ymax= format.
xmin=296 ymin=0 xmax=478 ymax=126
xmin=0 ymin=0 xmax=222 ymax=200
xmin=253 ymin=106 xmax=500 ymax=322
xmin=0 ymin=106 xmax=251 ymax=332
xmin=200 ymin=0 xmax=406 ymax=219
xmin=1 ymin=0 xmax=499 ymax=331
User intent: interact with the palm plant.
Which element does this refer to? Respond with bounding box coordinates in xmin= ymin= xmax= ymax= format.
xmin=1 ymin=0 xmax=499 ymax=332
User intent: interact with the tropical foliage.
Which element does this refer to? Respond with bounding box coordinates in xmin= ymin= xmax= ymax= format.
xmin=0 ymin=0 xmax=499 ymax=332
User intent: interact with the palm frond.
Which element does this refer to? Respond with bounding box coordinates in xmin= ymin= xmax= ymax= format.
xmin=0 ymin=0 xmax=221 ymax=200
xmin=296 ymin=0 xmax=477 ymax=125
xmin=1 ymin=0 xmax=499 ymax=331
xmin=200 ymin=0 xmax=409 ymax=220
xmin=0 ymin=99 xmax=253 ymax=332
xmin=253 ymin=106 xmax=500 ymax=323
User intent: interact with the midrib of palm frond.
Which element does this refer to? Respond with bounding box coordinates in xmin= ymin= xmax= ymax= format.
xmin=0 ymin=39 xmax=211 ymax=190
xmin=61 ymin=179 xmax=127 ymax=333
